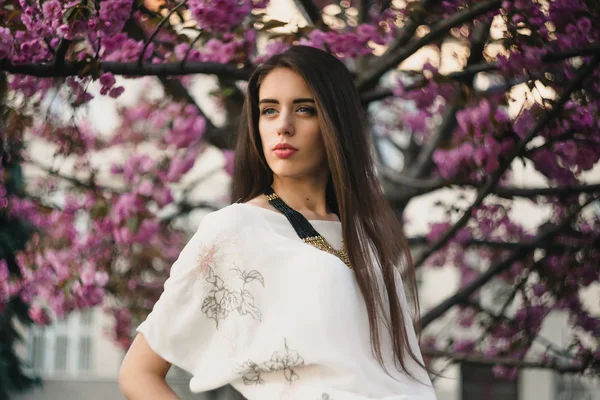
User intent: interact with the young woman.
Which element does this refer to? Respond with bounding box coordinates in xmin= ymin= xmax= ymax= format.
xmin=119 ymin=46 xmax=437 ymax=400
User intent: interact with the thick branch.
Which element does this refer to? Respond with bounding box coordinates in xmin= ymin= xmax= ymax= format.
xmin=356 ymin=0 xmax=501 ymax=91
xmin=408 ymin=234 xmax=600 ymax=252
xmin=360 ymin=88 xmax=393 ymax=104
xmin=412 ymin=54 xmax=600 ymax=269
xmin=385 ymin=169 xmax=600 ymax=200
xmin=54 ymin=39 xmax=72 ymax=68
xmin=214 ymin=76 xmax=246 ymax=148
xmin=384 ymin=0 xmax=439 ymax=59
xmin=494 ymin=183 xmax=600 ymax=198
xmin=357 ymin=0 xmax=371 ymax=24
xmin=523 ymin=130 xmax=588 ymax=155
xmin=359 ymin=44 xmax=600 ymax=104
xmin=419 ymin=197 xmax=596 ymax=329
xmin=423 ymin=349 xmax=589 ymax=374
xmin=0 ymin=59 xmax=253 ymax=79
xmin=450 ymin=43 xmax=600 ymax=82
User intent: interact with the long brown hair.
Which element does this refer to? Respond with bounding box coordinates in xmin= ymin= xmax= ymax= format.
xmin=231 ymin=45 xmax=427 ymax=379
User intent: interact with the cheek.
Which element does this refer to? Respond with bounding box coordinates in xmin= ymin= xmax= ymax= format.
xmin=306 ymin=126 xmax=325 ymax=153
xmin=258 ymin=120 xmax=271 ymax=150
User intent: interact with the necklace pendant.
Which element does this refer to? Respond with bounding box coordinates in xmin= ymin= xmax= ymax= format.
xmin=302 ymin=236 xmax=352 ymax=269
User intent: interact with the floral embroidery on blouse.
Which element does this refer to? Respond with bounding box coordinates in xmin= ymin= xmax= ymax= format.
xmin=195 ymin=240 xmax=219 ymax=277
xmin=237 ymin=338 xmax=305 ymax=385
xmin=201 ymin=266 xmax=264 ymax=328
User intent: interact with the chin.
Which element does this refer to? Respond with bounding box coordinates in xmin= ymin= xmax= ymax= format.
xmin=270 ymin=168 xmax=303 ymax=180
xmin=268 ymin=162 xmax=303 ymax=179
xmin=267 ymin=157 xmax=328 ymax=181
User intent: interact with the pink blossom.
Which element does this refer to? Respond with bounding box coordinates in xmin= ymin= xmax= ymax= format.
xmin=29 ymin=306 xmax=52 ymax=325
xmin=453 ymin=339 xmax=475 ymax=353
xmin=166 ymin=152 xmax=196 ymax=182
xmin=189 ymin=0 xmax=252 ymax=33
xmin=0 ymin=27 xmax=14 ymax=59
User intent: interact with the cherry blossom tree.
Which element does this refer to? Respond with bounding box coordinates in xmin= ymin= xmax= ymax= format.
xmin=0 ymin=0 xmax=598 ymax=394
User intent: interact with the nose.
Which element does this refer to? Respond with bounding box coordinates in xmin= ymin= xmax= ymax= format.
xmin=276 ymin=111 xmax=294 ymax=136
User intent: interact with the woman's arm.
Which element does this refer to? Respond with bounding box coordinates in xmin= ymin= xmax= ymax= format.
xmin=119 ymin=333 xmax=180 ymax=400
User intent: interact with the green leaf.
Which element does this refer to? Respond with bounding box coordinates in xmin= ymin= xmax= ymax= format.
xmin=220 ymin=87 xmax=237 ymax=97
xmin=62 ymin=3 xmax=95 ymax=24
xmin=62 ymin=6 xmax=76 ymax=23
xmin=261 ymin=19 xmax=288 ymax=30
xmin=126 ymin=216 xmax=139 ymax=233
xmin=90 ymin=200 xmax=108 ymax=219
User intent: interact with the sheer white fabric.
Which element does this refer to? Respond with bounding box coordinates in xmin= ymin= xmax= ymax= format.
xmin=137 ymin=203 xmax=437 ymax=400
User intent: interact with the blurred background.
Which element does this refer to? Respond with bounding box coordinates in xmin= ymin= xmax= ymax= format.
xmin=1 ymin=0 xmax=599 ymax=399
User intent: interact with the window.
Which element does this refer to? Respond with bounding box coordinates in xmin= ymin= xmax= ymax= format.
xmin=555 ymin=375 xmax=597 ymax=400
xmin=30 ymin=334 xmax=45 ymax=372
xmin=461 ymin=362 xmax=520 ymax=400
xmin=54 ymin=335 xmax=68 ymax=372
xmin=78 ymin=336 xmax=92 ymax=371
xmin=27 ymin=308 xmax=96 ymax=377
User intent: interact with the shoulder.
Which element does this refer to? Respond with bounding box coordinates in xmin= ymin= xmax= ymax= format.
xmin=196 ymin=203 xmax=255 ymax=237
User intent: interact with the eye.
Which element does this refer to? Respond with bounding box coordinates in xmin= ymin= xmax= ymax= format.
xmin=261 ymin=108 xmax=277 ymax=115
xmin=297 ymin=106 xmax=316 ymax=115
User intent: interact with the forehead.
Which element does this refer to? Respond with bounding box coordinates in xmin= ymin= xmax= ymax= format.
xmin=258 ymin=68 xmax=313 ymax=99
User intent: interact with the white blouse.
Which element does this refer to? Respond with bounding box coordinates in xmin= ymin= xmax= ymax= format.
xmin=137 ymin=203 xmax=437 ymax=400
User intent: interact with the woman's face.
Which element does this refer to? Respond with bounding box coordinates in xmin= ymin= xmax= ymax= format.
xmin=257 ymin=67 xmax=328 ymax=183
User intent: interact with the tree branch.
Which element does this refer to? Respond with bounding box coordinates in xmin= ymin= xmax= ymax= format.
xmin=23 ymin=158 xmax=118 ymax=194
xmin=138 ymin=0 xmax=189 ymax=65
xmin=409 ymin=103 xmax=460 ymax=177
xmin=0 ymin=59 xmax=253 ymax=79
xmin=419 ymin=196 xmax=597 ymax=329
xmin=412 ymin=54 xmax=600 ymax=269
xmin=356 ymin=0 xmax=501 ymax=91
xmin=158 ymin=76 xmax=216 ymax=131
xmin=408 ymin=20 xmax=491 ymax=179
xmin=384 ymin=166 xmax=600 ymax=200
xmin=181 ymin=31 xmax=204 ymax=66
xmin=408 ymin=234 xmax=600 ymax=251
xmin=446 ymin=44 xmax=600 ymax=81
xmin=53 ymin=39 xmax=72 ymax=68
xmin=384 ymin=0 xmax=439 ymax=59
xmin=359 ymin=44 xmax=600 ymax=105
xmin=358 ymin=0 xmax=371 ymax=24
xmin=423 ymin=349 xmax=589 ymax=374
xmin=123 ymin=15 xmax=221 ymax=144
xmin=494 ymin=183 xmax=600 ymax=198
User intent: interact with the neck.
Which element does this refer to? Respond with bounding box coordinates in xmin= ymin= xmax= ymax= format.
xmin=270 ymin=177 xmax=330 ymax=217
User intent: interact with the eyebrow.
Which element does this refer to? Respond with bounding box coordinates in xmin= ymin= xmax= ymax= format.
xmin=258 ymin=98 xmax=315 ymax=105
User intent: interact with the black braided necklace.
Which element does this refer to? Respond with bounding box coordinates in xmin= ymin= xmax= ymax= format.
xmin=263 ymin=186 xmax=352 ymax=269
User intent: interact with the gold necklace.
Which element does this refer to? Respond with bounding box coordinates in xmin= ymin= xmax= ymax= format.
xmin=264 ymin=188 xmax=352 ymax=269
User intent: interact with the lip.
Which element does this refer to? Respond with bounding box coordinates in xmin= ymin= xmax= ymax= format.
xmin=273 ymin=149 xmax=297 ymax=159
xmin=273 ymin=143 xmax=298 ymax=151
